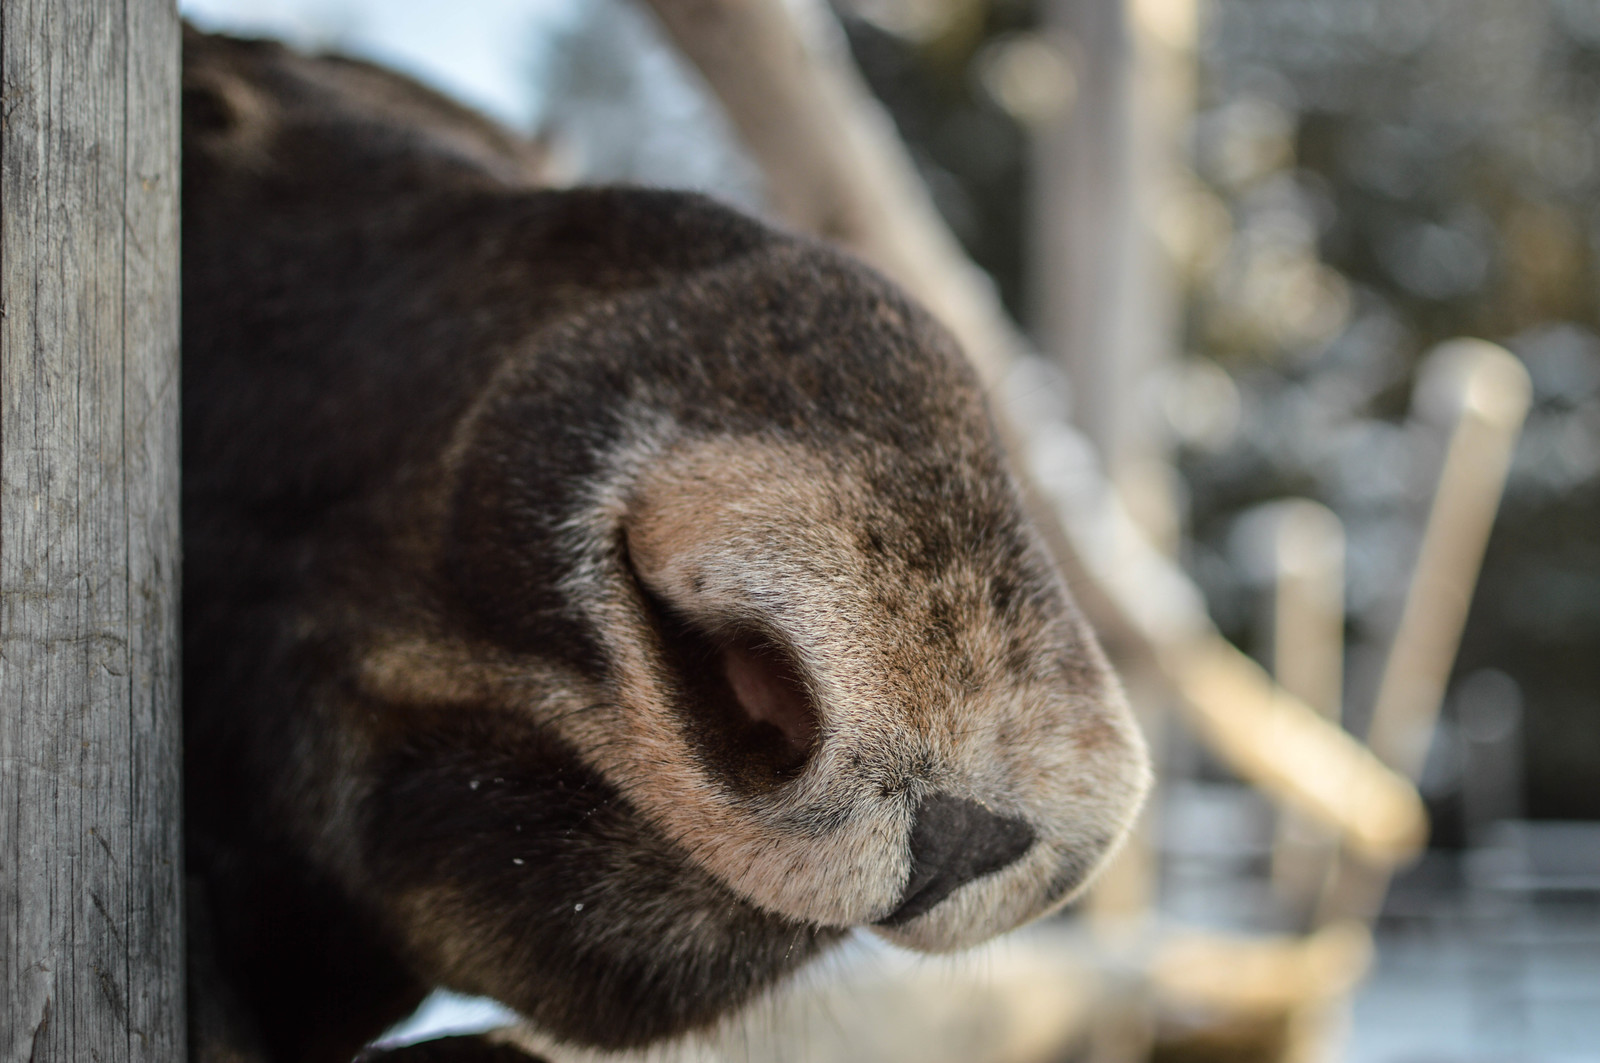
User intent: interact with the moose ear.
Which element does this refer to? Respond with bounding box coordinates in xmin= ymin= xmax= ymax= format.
xmin=184 ymin=33 xmax=279 ymax=157
xmin=185 ymin=69 xmax=270 ymax=134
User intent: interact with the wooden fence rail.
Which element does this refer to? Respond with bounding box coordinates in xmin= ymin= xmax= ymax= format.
xmin=1 ymin=1 xmax=184 ymax=1059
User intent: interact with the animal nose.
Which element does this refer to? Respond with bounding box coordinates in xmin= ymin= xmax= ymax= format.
xmin=876 ymin=794 xmax=1035 ymax=927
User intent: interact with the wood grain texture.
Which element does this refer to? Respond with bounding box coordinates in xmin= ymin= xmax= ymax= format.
xmin=0 ymin=1 xmax=183 ymax=1060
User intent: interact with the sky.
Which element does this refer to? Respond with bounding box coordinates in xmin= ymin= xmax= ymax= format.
xmin=180 ymin=0 xmax=581 ymax=129
xmin=180 ymin=0 xmax=764 ymax=205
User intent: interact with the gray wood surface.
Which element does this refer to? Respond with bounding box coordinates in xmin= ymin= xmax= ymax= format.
xmin=1 ymin=2 xmax=184 ymax=1059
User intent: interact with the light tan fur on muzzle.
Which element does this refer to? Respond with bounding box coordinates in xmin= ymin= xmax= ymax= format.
xmin=555 ymin=434 xmax=1150 ymax=948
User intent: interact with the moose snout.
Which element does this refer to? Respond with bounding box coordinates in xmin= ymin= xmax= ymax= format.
xmin=877 ymin=794 xmax=1036 ymax=926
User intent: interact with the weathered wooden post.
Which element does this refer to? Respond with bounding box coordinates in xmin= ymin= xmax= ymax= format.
xmin=1 ymin=2 xmax=184 ymax=1060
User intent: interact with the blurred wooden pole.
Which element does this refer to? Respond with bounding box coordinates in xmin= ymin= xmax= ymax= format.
xmin=1319 ymin=340 xmax=1531 ymax=924
xmin=1365 ymin=342 xmax=1531 ymax=777
xmin=1267 ymin=503 xmax=1346 ymax=728
xmin=0 ymin=2 xmax=185 ymax=1059
xmin=1031 ymin=0 xmax=1191 ymax=514
xmin=1255 ymin=502 xmax=1348 ymax=918
xmin=1031 ymin=0 xmax=1136 ymax=462
xmin=1158 ymin=636 xmax=1424 ymax=865
xmin=1029 ymin=0 xmax=1197 ymax=945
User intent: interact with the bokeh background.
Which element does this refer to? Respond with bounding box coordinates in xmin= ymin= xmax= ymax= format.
xmin=180 ymin=1 xmax=1600 ymax=1059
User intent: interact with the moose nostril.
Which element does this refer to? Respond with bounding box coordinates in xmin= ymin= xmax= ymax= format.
xmin=876 ymin=794 xmax=1035 ymax=927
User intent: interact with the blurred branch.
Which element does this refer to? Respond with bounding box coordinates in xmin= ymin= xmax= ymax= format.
xmin=1365 ymin=342 xmax=1533 ymax=778
xmin=638 ymin=0 xmax=1427 ymax=865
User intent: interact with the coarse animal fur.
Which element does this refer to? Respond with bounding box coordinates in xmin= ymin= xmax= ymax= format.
xmin=181 ymin=25 xmax=1150 ymax=1063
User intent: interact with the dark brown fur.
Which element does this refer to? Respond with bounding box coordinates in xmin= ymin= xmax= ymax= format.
xmin=182 ymin=27 xmax=1148 ymax=1063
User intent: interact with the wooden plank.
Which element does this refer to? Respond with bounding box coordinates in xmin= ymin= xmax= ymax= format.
xmin=0 ymin=1 xmax=184 ymax=1060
